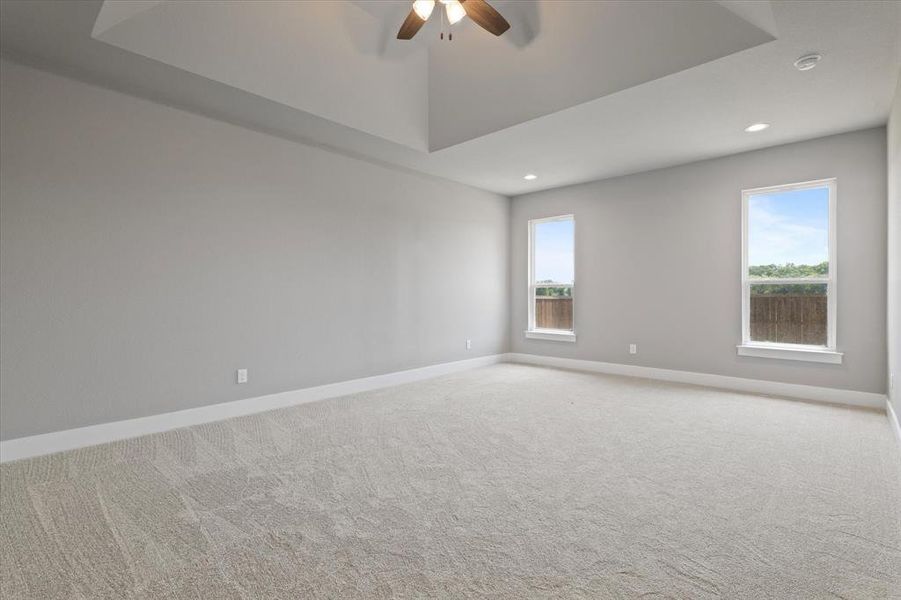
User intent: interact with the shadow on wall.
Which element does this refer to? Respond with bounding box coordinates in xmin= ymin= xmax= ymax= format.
xmin=497 ymin=0 xmax=541 ymax=48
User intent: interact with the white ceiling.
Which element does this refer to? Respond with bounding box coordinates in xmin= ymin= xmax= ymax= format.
xmin=93 ymin=1 xmax=430 ymax=150
xmin=426 ymin=1 xmax=773 ymax=150
xmin=90 ymin=0 xmax=772 ymax=152
xmin=1 ymin=1 xmax=899 ymax=196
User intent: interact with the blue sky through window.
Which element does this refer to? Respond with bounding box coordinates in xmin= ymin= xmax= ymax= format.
xmin=748 ymin=186 xmax=828 ymax=267
xmin=534 ymin=218 xmax=574 ymax=284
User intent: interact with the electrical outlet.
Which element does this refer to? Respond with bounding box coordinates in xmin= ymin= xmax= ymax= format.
xmin=237 ymin=368 xmax=248 ymax=384
xmin=629 ymin=344 xmax=637 ymax=355
xmin=466 ymin=339 xmax=472 ymax=350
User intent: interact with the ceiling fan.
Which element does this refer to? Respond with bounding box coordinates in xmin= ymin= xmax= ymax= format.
xmin=397 ymin=0 xmax=510 ymax=40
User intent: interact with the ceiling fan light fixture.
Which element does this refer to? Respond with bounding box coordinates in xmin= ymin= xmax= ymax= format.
xmin=398 ymin=0 xmax=509 ymax=40
xmin=412 ymin=0 xmax=435 ymax=21
xmin=445 ymin=0 xmax=466 ymax=25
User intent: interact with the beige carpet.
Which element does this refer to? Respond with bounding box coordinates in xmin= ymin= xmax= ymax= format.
xmin=1 ymin=364 xmax=900 ymax=599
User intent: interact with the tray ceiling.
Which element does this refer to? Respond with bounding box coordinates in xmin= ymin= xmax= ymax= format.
xmin=1 ymin=1 xmax=898 ymax=195
xmin=91 ymin=0 xmax=774 ymax=152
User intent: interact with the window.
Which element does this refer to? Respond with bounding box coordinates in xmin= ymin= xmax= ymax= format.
xmin=526 ymin=215 xmax=575 ymax=341
xmin=739 ymin=179 xmax=841 ymax=363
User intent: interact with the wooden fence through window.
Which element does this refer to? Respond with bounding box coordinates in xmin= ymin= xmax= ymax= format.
xmin=750 ymin=294 xmax=826 ymax=345
xmin=535 ymin=297 xmax=573 ymax=331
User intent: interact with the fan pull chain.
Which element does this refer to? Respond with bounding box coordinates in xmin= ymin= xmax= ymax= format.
xmin=437 ymin=5 xmax=452 ymax=41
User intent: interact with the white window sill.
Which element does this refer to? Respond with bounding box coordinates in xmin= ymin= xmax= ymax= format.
xmin=736 ymin=344 xmax=843 ymax=364
xmin=524 ymin=329 xmax=576 ymax=342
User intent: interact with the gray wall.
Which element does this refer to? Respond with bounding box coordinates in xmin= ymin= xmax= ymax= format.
xmin=889 ymin=73 xmax=901 ymax=414
xmin=511 ymin=128 xmax=887 ymax=394
xmin=0 ymin=59 xmax=510 ymax=440
xmin=1 ymin=56 xmax=892 ymax=442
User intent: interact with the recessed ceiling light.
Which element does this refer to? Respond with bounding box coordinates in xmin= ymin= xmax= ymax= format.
xmin=744 ymin=123 xmax=770 ymax=133
xmin=794 ymin=53 xmax=822 ymax=71
xmin=524 ymin=174 xmax=538 ymax=180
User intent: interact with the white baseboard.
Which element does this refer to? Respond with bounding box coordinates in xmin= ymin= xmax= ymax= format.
xmin=504 ymin=353 xmax=887 ymax=410
xmin=2 ymin=352 xmax=889 ymax=464
xmin=0 ymin=354 xmax=505 ymax=463
xmin=888 ymin=399 xmax=901 ymax=455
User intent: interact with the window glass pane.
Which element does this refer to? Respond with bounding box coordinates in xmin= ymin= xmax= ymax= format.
xmin=749 ymin=283 xmax=827 ymax=346
xmin=748 ymin=186 xmax=829 ymax=278
xmin=535 ymin=286 xmax=573 ymax=331
xmin=534 ymin=218 xmax=574 ymax=284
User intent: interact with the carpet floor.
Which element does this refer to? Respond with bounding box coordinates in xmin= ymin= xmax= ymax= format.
xmin=1 ymin=364 xmax=900 ymax=599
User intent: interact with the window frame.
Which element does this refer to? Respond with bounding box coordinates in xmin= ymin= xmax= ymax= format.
xmin=738 ymin=178 xmax=842 ymax=364
xmin=526 ymin=214 xmax=576 ymax=342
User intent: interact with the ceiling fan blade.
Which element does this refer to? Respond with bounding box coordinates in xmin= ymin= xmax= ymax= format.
xmin=397 ymin=8 xmax=426 ymax=40
xmin=461 ymin=0 xmax=510 ymax=36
